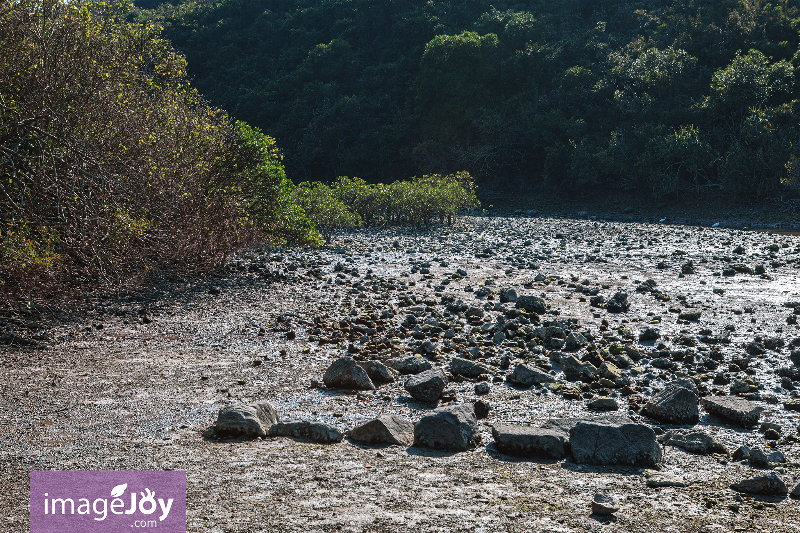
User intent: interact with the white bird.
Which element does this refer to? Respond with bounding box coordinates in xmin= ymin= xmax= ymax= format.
xmin=712 ymin=222 xmax=720 ymax=228
xmin=659 ymin=217 xmax=666 ymax=223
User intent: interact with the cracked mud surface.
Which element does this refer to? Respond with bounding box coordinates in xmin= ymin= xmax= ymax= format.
xmin=2 ymin=215 xmax=800 ymax=532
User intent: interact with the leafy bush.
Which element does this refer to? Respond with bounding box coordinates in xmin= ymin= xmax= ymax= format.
xmin=292 ymin=182 xmax=360 ymax=244
xmin=0 ymin=0 xmax=313 ymax=302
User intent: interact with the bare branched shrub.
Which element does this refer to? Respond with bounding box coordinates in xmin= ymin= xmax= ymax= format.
xmin=0 ymin=0 xmax=309 ymax=303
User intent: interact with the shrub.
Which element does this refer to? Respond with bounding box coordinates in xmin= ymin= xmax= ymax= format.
xmin=0 ymin=0 xmax=313 ymax=302
xmin=292 ymin=182 xmax=360 ymax=244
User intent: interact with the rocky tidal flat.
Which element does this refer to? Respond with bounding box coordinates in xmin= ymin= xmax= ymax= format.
xmin=3 ymin=214 xmax=800 ymax=532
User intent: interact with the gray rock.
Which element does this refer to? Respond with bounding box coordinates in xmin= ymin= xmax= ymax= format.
xmin=701 ymin=395 xmax=761 ymax=427
xmin=732 ymin=445 xmax=751 ymax=461
xmin=492 ymin=424 xmax=569 ymax=459
xmin=663 ymin=430 xmax=727 ymax=455
xmin=605 ymin=292 xmax=630 ymax=313
xmin=748 ymin=448 xmax=771 ymax=468
xmin=475 ymin=382 xmax=491 ymax=395
xmin=791 ymin=481 xmax=800 ymax=499
xmin=405 ymin=368 xmax=448 ymax=403
xmin=516 ymin=295 xmax=546 ymax=314
xmin=588 ymin=397 xmax=619 ymax=411
xmin=270 ymin=420 xmax=343 ymax=444
xmin=730 ymin=472 xmax=788 ymax=495
xmin=499 ymin=288 xmax=518 ymax=303
xmin=639 ymin=327 xmax=661 ymax=342
xmin=506 ymin=363 xmax=556 ymax=387
xmin=565 ymin=331 xmax=588 ymax=351
xmin=385 ymin=356 xmax=432 ymax=375
xmin=570 ymin=418 xmax=662 ymax=467
xmin=357 ymin=360 xmax=397 ymax=385
xmin=215 ymin=401 xmax=279 ymax=438
xmin=323 ymin=356 xmax=376 ymax=390
xmin=474 ymin=399 xmax=491 ymax=419
xmin=768 ymin=450 xmax=786 ymax=463
xmin=560 ymin=354 xmax=597 ymax=382
xmin=347 ymin=414 xmax=414 ymax=446
xmin=449 ymin=356 xmax=492 ymax=378
xmin=642 ymin=384 xmax=700 ymax=425
xmin=591 ymin=493 xmax=619 ymax=515
xmin=413 ymin=404 xmax=481 ymax=451
xmin=492 ymin=331 xmax=506 ymax=345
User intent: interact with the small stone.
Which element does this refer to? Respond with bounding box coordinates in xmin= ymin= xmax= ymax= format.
xmin=506 ymin=363 xmax=556 ymax=387
xmin=791 ymin=482 xmax=800 ymax=499
xmin=591 ymin=493 xmax=619 ymax=515
xmin=748 ymin=448 xmax=771 ymax=468
xmin=475 ymin=382 xmax=491 ymax=395
xmin=588 ymin=397 xmax=619 ymax=411
xmin=449 ymin=357 xmax=491 ymax=378
xmin=385 ymin=356 xmax=433 ymax=375
xmin=474 ymin=399 xmax=491 ymax=419
xmin=764 ymin=428 xmax=780 ymax=440
xmin=732 ymin=445 xmax=750 ymax=461
xmin=516 ymin=295 xmax=546 ymax=314
xmin=645 ymin=471 xmax=688 ymax=488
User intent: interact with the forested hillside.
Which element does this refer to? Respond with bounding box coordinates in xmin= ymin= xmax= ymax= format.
xmin=137 ymin=0 xmax=800 ymax=199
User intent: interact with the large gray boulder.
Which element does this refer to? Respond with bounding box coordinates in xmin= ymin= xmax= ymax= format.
xmin=506 ymin=363 xmax=556 ymax=387
xmin=642 ymin=383 xmax=700 ymax=425
xmin=492 ymin=424 xmax=568 ymax=459
xmin=348 ymin=414 xmax=414 ymax=446
xmin=357 ymin=360 xmax=397 ymax=385
xmin=405 ymin=367 xmax=448 ymax=403
xmin=269 ymin=420 xmax=343 ymax=444
xmin=215 ymin=401 xmax=278 ymax=438
xmin=323 ymin=356 xmax=376 ymax=390
xmin=449 ymin=357 xmax=492 ymax=378
xmin=701 ymin=395 xmax=761 ymax=427
xmin=516 ymin=295 xmax=546 ymax=314
xmin=560 ymin=354 xmax=597 ymax=382
xmin=414 ymin=404 xmax=481 ymax=451
xmin=569 ymin=418 xmax=662 ymax=467
xmin=731 ymin=472 xmax=788 ymax=495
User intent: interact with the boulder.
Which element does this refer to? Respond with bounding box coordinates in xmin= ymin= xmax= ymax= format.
xmin=605 ymin=292 xmax=630 ymax=313
xmin=569 ymin=418 xmax=662 ymax=467
xmin=499 ymin=288 xmax=518 ymax=303
xmin=662 ymin=430 xmax=727 ymax=455
xmin=357 ymin=360 xmax=397 ymax=385
xmin=642 ymin=384 xmax=700 ymax=425
xmin=405 ymin=368 xmax=448 ymax=403
xmin=323 ymin=356 xmax=376 ymax=390
xmin=450 ymin=357 xmax=492 ymax=378
xmin=491 ymin=424 xmax=569 ymax=459
xmin=214 ymin=401 xmax=279 ymax=438
xmin=560 ymin=354 xmax=597 ymax=382
xmin=269 ymin=421 xmax=343 ymax=444
xmin=348 ymin=414 xmax=414 ymax=446
xmin=730 ymin=472 xmax=788 ymax=495
xmin=506 ymin=363 xmax=556 ymax=387
xmin=414 ymin=404 xmax=481 ymax=451
xmin=385 ymin=356 xmax=432 ymax=375
xmin=701 ymin=395 xmax=761 ymax=427
xmin=516 ymin=295 xmax=546 ymax=314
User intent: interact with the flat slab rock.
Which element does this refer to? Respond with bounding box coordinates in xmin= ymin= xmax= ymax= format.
xmin=449 ymin=357 xmax=492 ymax=378
xmin=731 ymin=472 xmax=788 ymax=495
xmin=215 ymin=401 xmax=279 ymax=438
xmin=661 ymin=429 xmax=728 ymax=455
xmin=506 ymin=363 xmax=556 ymax=387
xmin=414 ymin=404 xmax=480 ymax=452
xmin=569 ymin=417 xmax=662 ymax=467
xmin=701 ymin=395 xmax=761 ymax=427
xmin=269 ymin=420 xmax=343 ymax=444
xmin=348 ymin=414 xmax=414 ymax=446
xmin=491 ymin=424 xmax=569 ymax=459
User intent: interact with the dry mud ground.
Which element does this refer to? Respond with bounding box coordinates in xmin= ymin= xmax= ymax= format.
xmin=2 ymin=214 xmax=800 ymax=533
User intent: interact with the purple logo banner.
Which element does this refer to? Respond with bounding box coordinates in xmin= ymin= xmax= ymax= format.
xmin=30 ymin=471 xmax=186 ymax=532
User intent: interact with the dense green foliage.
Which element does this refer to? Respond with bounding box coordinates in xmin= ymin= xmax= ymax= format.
xmin=0 ymin=0 xmax=317 ymax=299
xmin=140 ymin=0 xmax=800 ymax=200
xmin=294 ymin=172 xmax=479 ymax=242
